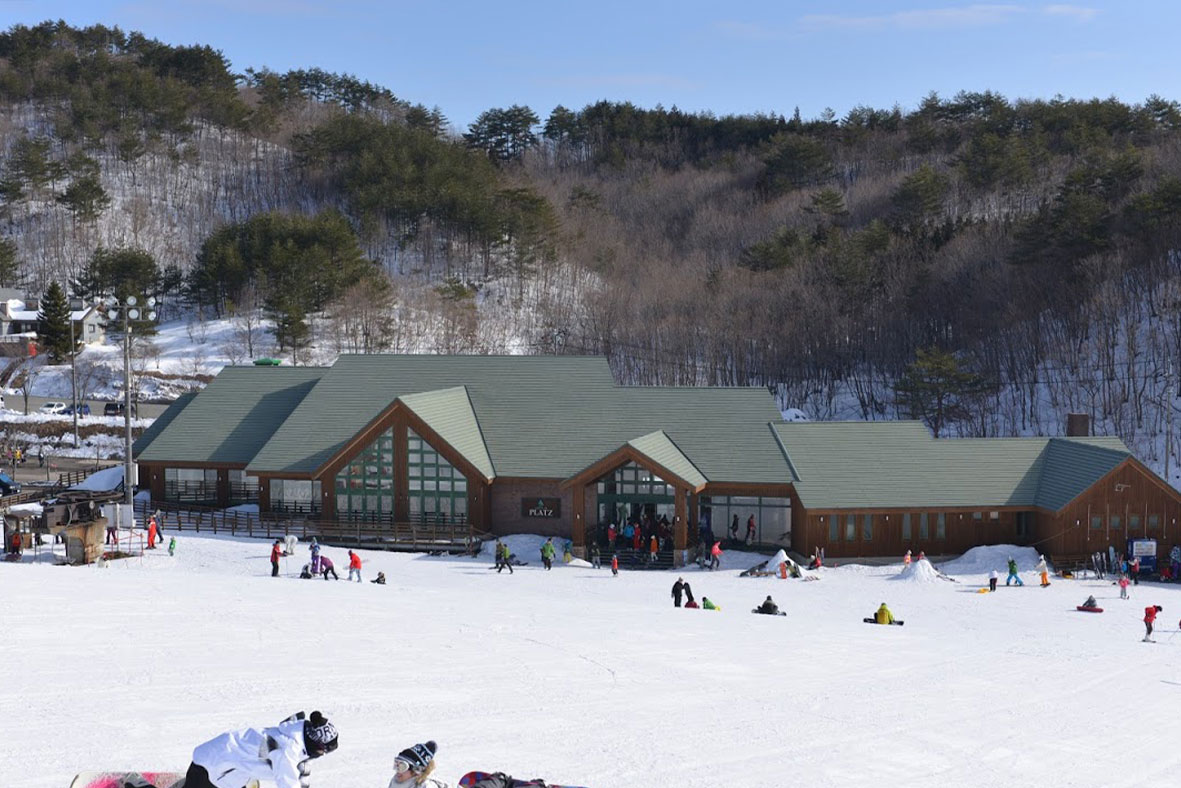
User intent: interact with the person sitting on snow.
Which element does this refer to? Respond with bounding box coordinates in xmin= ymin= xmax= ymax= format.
xmin=755 ymin=595 xmax=780 ymax=615
xmin=371 ymin=571 xmax=387 ymax=585
xmin=1081 ymin=595 xmax=1099 ymax=609
xmin=388 ymin=739 xmax=447 ymax=788
xmin=873 ymin=602 xmax=896 ymax=625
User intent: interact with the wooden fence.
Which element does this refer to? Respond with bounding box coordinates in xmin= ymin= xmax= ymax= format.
xmin=135 ymin=499 xmax=489 ymax=554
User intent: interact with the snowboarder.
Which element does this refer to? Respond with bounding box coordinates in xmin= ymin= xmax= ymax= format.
xmin=873 ymin=602 xmax=896 ymax=625
xmin=610 ymin=553 xmax=619 ymax=576
xmin=702 ymin=596 xmax=720 ymax=610
xmin=1036 ymin=555 xmax=1050 ymax=587
xmin=672 ymin=577 xmax=684 ymax=607
xmin=347 ymin=550 xmax=362 ymax=582
xmin=270 ymin=539 xmax=282 ymax=577
xmin=1119 ymin=575 xmax=1130 ymax=599
xmin=320 ymin=555 xmax=339 ymax=580
xmin=389 ymin=739 xmax=447 ymax=787
xmin=183 ymin=710 xmax=337 ymax=788
xmin=168 ymin=536 xmax=177 ymax=556
xmin=589 ymin=542 xmax=601 ymax=569
xmin=1005 ymin=557 xmax=1023 ymax=586
xmin=754 ymin=595 xmax=780 ymax=615
xmin=1144 ymin=604 xmax=1162 ymax=641
xmin=988 ymin=569 xmax=998 ymax=592
xmin=372 ymin=572 xmax=387 ymax=585
xmin=709 ymin=540 xmax=722 ymax=570
xmin=1080 ymin=595 xmax=1099 ymax=610
xmin=540 ymin=537 xmax=555 ymax=570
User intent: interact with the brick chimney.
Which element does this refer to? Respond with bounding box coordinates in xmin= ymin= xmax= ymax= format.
xmin=1066 ymin=413 xmax=1090 ymax=437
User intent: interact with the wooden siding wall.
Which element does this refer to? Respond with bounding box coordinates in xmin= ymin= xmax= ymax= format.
xmin=1041 ymin=462 xmax=1181 ymax=560
xmin=796 ymin=508 xmax=1038 ymax=559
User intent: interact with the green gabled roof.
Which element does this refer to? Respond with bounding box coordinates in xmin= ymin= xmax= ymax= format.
xmin=399 ymin=386 xmax=495 ymax=480
xmin=626 ymin=430 xmax=707 ymax=488
xmin=132 ymin=392 xmax=197 ymax=456
xmin=135 ymin=367 xmax=323 ymax=465
xmin=1034 ymin=437 xmax=1130 ymax=510
xmin=773 ymin=421 xmax=1132 ymax=511
xmin=247 ymin=355 xmax=618 ymax=474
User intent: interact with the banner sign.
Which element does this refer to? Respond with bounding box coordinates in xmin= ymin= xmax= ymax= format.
xmin=522 ymin=497 xmax=561 ymax=518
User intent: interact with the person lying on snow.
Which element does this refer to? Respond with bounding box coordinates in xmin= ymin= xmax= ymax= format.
xmin=184 ymin=710 xmax=338 ymax=788
xmin=754 ymin=595 xmax=780 ymax=615
xmin=1081 ymin=595 xmax=1099 ymax=610
xmin=702 ymin=597 xmax=720 ymax=610
xmin=388 ymin=740 xmax=448 ymax=788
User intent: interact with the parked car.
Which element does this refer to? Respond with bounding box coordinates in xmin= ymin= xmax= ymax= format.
xmin=103 ymin=402 xmax=137 ymax=417
xmin=38 ymin=401 xmax=67 ymax=415
xmin=64 ymin=403 xmax=91 ymax=416
xmin=0 ymin=472 xmax=21 ymax=496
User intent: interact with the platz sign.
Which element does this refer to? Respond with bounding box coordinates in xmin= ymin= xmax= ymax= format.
xmin=522 ymin=497 xmax=561 ymax=518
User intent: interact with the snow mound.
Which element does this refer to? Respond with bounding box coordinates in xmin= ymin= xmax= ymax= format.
xmin=892 ymin=557 xmax=942 ymax=583
xmin=939 ymin=545 xmax=1041 ymax=575
xmin=69 ymin=465 xmax=123 ymax=492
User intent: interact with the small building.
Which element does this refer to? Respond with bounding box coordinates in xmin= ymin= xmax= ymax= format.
xmin=132 ymin=355 xmax=1181 ymax=566
xmin=0 ymin=295 xmax=106 ymax=345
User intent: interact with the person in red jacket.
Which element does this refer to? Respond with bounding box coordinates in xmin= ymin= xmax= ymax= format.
xmin=270 ymin=539 xmax=282 ymax=577
xmin=709 ymin=540 xmax=722 ymax=570
xmin=611 ymin=553 xmax=619 ymax=576
xmin=1144 ymin=604 xmax=1162 ymax=642
xmin=347 ymin=549 xmax=362 ymax=583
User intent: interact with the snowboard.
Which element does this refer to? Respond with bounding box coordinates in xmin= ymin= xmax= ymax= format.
xmin=69 ymin=773 xmax=187 ymax=788
xmin=751 ymin=608 xmax=787 ymax=616
xmin=863 ymin=617 xmax=905 ymax=626
xmin=1076 ymin=605 xmax=1104 ymax=613
xmin=458 ymin=771 xmax=586 ymax=788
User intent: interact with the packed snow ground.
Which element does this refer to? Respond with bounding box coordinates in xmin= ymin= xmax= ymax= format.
xmin=3 ymin=538 xmax=1181 ymax=788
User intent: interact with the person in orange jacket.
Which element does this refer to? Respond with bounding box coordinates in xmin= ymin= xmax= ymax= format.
xmin=709 ymin=540 xmax=722 ymax=570
xmin=347 ymin=550 xmax=362 ymax=583
xmin=270 ymin=539 xmax=282 ymax=577
xmin=649 ymin=535 xmax=658 ymax=563
xmin=147 ymin=515 xmax=159 ymax=549
xmin=1144 ymin=604 xmax=1162 ymax=642
xmin=611 ymin=553 xmax=619 ymax=576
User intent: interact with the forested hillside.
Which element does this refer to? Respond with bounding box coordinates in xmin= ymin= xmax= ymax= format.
xmin=4 ymin=21 xmax=1181 ymax=473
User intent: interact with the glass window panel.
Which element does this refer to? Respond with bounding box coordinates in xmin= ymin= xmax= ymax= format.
xmin=455 ymin=479 xmax=467 ymax=492
xmin=454 ymin=497 xmax=467 ymax=515
xmin=902 ymin=513 xmax=912 ymax=541
xmin=409 ymin=497 xmax=421 ymax=514
xmin=409 ymin=479 xmax=422 ymax=491
xmin=423 ymin=479 xmax=436 ymax=491
xmin=438 ymin=479 xmax=451 ymax=492
xmin=1149 ymin=515 xmax=1160 ymax=529
xmin=845 ymin=514 xmax=855 ymax=541
xmin=828 ymin=516 xmax=838 ymax=542
xmin=732 ymin=496 xmax=760 ymax=505
xmin=760 ymin=497 xmax=791 ymax=508
xmin=1130 ymin=515 xmax=1141 ymax=530
xmin=862 ymin=514 xmax=872 ymax=541
xmin=920 ymin=513 xmax=929 ymax=539
xmin=1091 ymin=516 xmax=1102 ymax=529
xmin=409 ymin=452 xmax=422 ymax=464
xmin=936 ymin=513 xmax=946 ymax=540
xmin=1110 ymin=516 xmax=1121 ymax=529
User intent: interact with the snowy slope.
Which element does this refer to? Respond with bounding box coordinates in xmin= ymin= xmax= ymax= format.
xmin=2 ymin=536 xmax=1180 ymax=788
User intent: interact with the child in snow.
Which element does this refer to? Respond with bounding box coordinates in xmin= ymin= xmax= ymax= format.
xmin=1144 ymin=604 xmax=1162 ymax=641
xmin=184 ymin=710 xmax=337 ymax=788
xmin=1036 ymin=555 xmax=1050 ymax=587
xmin=988 ymin=569 xmax=998 ymax=592
xmin=903 ymin=549 xmax=912 ymax=568
xmin=388 ymin=739 xmax=447 ymax=788
xmin=611 ymin=553 xmax=619 ymax=576
xmin=310 ymin=539 xmax=321 ymax=574
xmin=755 ymin=595 xmax=780 ymax=615
xmin=371 ymin=572 xmax=387 ymax=585
xmin=320 ymin=555 xmax=339 ymax=580
xmin=1005 ymin=557 xmax=1023 ymax=586
xmin=299 ymin=563 xmax=313 ymax=579
xmin=168 ymin=536 xmax=177 ymax=556
xmin=1081 ymin=595 xmax=1099 ymax=610
xmin=702 ymin=597 xmax=720 ymax=611
xmin=873 ymin=602 xmax=896 ymax=625
xmin=1119 ymin=575 xmax=1130 ymax=599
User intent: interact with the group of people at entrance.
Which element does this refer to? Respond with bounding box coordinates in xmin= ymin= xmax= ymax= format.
xmin=603 ymin=516 xmax=670 ymax=561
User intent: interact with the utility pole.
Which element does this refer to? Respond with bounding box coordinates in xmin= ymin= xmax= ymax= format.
xmin=70 ymin=314 xmax=78 ymax=449
xmin=1168 ymin=359 xmax=1174 ymax=488
xmin=105 ymin=296 xmax=157 ymax=506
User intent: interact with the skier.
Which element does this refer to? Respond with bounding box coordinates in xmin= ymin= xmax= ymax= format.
xmin=540 ymin=537 xmax=555 ymax=570
xmin=320 ymin=554 xmax=339 ymax=580
xmin=988 ymin=569 xmax=998 ymax=592
xmin=1005 ymin=556 xmax=1023 ymax=586
xmin=270 ymin=539 xmax=282 ymax=578
xmin=168 ymin=536 xmax=177 ymax=556
xmin=873 ymin=602 xmax=896 ymax=625
xmin=754 ymin=595 xmax=780 ymax=615
xmin=709 ymin=540 xmax=722 ymax=570
xmin=610 ymin=553 xmax=619 ymax=576
xmin=347 ymin=550 xmax=362 ymax=582
xmin=183 ymin=710 xmax=338 ymax=788
xmin=1119 ymin=575 xmax=1130 ymax=599
xmin=672 ymin=577 xmax=684 ymax=607
xmin=1144 ymin=604 xmax=1162 ymax=642
xmin=1036 ymin=555 xmax=1050 ymax=587
xmin=310 ymin=538 xmax=321 ymax=574
xmin=389 ymin=739 xmax=447 ymax=787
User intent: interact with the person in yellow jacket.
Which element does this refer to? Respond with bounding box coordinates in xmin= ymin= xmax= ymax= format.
xmin=875 ymin=602 xmax=895 ymax=625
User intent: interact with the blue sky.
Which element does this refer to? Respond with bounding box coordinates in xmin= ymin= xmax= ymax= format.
xmin=2 ymin=1 xmax=1178 ymax=130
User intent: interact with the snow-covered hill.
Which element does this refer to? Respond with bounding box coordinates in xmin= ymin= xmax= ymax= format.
xmin=3 ymin=536 xmax=1178 ymax=787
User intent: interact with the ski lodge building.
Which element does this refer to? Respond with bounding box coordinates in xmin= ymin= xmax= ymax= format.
xmin=133 ymin=355 xmax=1181 ymax=565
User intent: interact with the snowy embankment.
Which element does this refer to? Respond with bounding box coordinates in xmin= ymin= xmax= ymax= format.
xmin=2 ymin=538 xmax=1180 ymax=788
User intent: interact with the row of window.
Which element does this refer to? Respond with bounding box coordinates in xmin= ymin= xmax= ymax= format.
xmin=1090 ymin=514 xmax=1161 ymax=530
xmin=826 ymin=513 xmax=949 ymax=543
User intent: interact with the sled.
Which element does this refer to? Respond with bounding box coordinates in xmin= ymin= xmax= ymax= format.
xmin=1076 ymin=606 xmax=1104 ymax=613
xmin=70 ymin=773 xmax=188 ymax=788
xmin=863 ymin=617 xmax=905 ymax=626
xmin=459 ymin=771 xmax=587 ymax=788
xmin=976 ymin=588 xmax=993 ymax=594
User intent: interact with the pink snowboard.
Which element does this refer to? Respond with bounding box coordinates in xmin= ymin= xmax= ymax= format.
xmin=69 ymin=773 xmax=186 ymax=788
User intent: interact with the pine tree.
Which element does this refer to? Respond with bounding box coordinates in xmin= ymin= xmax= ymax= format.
xmin=893 ymin=348 xmax=990 ymax=438
xmin=0 ymin=237 xmax=19 ymax=287
xmin=37 ymin=281 xmax=76 ymax=363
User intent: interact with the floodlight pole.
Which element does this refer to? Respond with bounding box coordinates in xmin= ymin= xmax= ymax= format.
xmin=70 ymin=315 xmax=78 ymax=449
xmin=123 ymin=312 xmax=133 ymax=506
